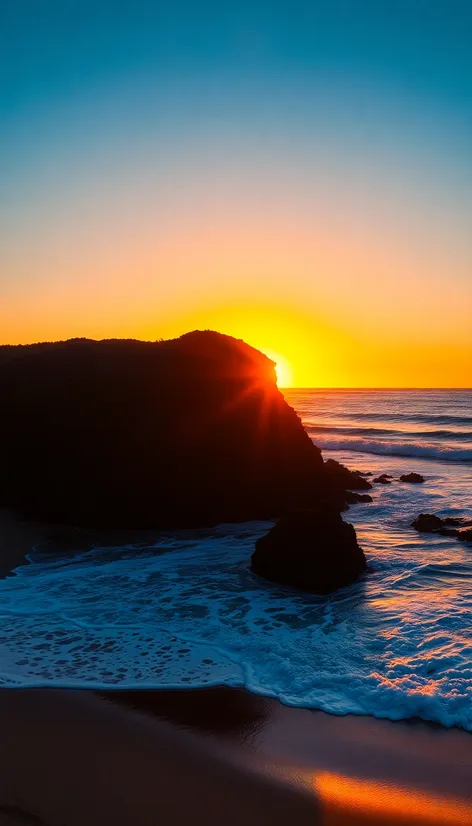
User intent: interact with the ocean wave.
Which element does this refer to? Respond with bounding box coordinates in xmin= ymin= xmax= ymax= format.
xmin=1 ymin=615 xmax=472 ymax=733
xmin=308 ymin=425 xmax=472 ymax=442
xmin=310 ymin=412 xmax=472 ymax=426
xmin=312 ymin=436 xmax=472 ymax=462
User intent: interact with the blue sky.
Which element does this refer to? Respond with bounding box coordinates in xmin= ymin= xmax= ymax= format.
xmin=1 ymin=0 xmax=471 ymax=384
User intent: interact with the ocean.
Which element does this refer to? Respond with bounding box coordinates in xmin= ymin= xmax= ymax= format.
xmin=1 ymin=389 xmax=471 ymax=731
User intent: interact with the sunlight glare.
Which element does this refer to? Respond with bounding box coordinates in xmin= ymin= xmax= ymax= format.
xmin=261 ymin=349 xmax=293 ymax=387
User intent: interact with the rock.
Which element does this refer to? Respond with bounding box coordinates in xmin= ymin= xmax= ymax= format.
xmin=0 ymin=332 xmax=333 ymax=529
xmin=399 ymin=473 xmax=425 ymax=483
xmin=437 ymin=527 xmax=459 ymax=538
xmin=250 ymin=507 xmax=366 ymax=594
xmin=412 ymin=514 xmax=444 ymax=532
xmin=412 ymin=514 xmax=472 ymax=540
xmin=344 ymin=491 xmax=373 ymax=504
xmin=444 ymin=517 xmax=472 ymax=527
xmin=324 ymin=459 xmax=373 ymax=491
xmin=373 ymin=474 xmax=392 ymax=484
xmin=400 ymin=473 xmax=424 ymax=485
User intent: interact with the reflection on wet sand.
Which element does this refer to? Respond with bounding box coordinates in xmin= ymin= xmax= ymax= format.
xmin=316 ymin=772 xmax=472 ymax=825
xmin=100 ymin=686 xmax=268 ymax=741
xmin=0 ymin=688 xmax=471 ymax=826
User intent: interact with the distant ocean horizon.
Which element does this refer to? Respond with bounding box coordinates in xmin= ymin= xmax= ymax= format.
xmin=282 ymin=387 xmax=472 ymax=390
xmin=285 ymin=388 xmax=472 ymax=464
xmin=1 ymin=389 xmax=471 ymax=731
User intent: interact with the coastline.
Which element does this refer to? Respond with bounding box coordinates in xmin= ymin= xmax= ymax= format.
xmin=0 ymin=508 xmax=64 ymax=578
xmin=0 ymin=508 xmax=165 ymax=579
xmin=0 ymin=687 xmax=471 ymax=825
xmin=2 ymin=508 xmax=472 ymax=824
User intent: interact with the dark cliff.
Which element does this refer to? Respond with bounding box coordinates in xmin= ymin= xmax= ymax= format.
xmin=0 ymin=331 xmax=330 ymax=528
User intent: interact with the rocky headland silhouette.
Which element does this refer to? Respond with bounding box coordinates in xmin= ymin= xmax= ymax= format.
xmin=0 ymin=331 xmax=372 ymax=592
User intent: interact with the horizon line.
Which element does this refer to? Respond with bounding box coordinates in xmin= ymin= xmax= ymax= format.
xmin=280 ymin=387 xmax=472 ymax=391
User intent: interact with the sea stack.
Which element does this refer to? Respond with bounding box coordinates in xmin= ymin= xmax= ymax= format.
xmin=251 ymin=507 xmax=367 ymax=594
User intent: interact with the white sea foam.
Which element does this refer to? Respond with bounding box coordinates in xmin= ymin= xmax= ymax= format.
xmin=1 ymin=451 xmax=472 ymax=730
xmin=312 ymin=436 xmax=472 ymax=462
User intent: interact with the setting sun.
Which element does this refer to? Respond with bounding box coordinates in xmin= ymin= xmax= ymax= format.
xmin=1 ymin=0 xmax=471 ymax=390
xmin=260 ymin=349 xmax=293 ymax=388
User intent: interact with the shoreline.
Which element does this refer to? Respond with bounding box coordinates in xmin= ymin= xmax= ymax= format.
xmin=0 ymin=507 xmax=167 ymax=579
xmin=2 ymin=508 xmax=472 ymax=823
xmin=0 ymin=687 xmax=471 ymax=825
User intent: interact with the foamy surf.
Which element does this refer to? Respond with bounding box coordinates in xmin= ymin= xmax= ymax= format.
xmin=310 ymin=435 xmax=472 ymax=462
xmin=1 ymin=447 xmax=472 ymax=732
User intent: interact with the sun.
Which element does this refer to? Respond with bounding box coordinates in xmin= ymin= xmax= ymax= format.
xmin=260 ymin=349 xmax=293 ymax=387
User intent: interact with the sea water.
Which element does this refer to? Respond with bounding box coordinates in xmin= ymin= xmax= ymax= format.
xmin=1 ymin=390 xmax=471 ymax=731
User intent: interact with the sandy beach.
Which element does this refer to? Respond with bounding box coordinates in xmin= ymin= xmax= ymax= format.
xmin=0 ymin=687 xmax=471 ymax=825
xmin=1 ymin=509 xmax=472 ymax=825
xmin=0 ymin=508 xmax=165 ymax=578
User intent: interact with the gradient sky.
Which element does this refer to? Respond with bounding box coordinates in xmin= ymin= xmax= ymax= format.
xmin=1 ymin=0 xmax=471 ymax=386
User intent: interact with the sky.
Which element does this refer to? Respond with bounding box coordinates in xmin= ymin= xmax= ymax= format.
xmin=1 ymin=0 xmax=471 ymax=386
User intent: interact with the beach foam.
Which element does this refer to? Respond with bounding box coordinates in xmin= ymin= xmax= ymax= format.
xmin=309 ymin=435 xmax=472 ymax=462
xmin=1 ymin=451 xmax=472 ymax=731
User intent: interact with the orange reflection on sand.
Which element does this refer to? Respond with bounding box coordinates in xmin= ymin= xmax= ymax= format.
xmin=315 ymin=772 xmax=472 ymax=826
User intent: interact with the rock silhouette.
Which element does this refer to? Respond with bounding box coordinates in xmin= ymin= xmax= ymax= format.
xmin=0 ymin=332 xmax=338 ymax=529
xmin=324 ymin=459 xmax=372 ymax=491
xmin=400 ymin=473 xmax=425 ymax=483
xmin=412 ymin=513 xmax=472 ymax=542
xmin=373 ymin=474 xmax=392 ymax=484
xmin=250 ymin=507 xmax=366 ymax=594
xmin=412 ymin=514 xmax=443 ymax=532
xmin=344 ymin=491 xmax=373 ymax=505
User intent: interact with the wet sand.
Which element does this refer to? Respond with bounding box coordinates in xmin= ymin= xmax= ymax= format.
xmin=0 ymin=508 xmax=61 ymax=577
xmin=0 ymin=687 xmax=471 ymax=825
xmin=1 ymin=510 xmax=472 ymax=824
xmin=0 ymin=508 xmax=165 ymax=578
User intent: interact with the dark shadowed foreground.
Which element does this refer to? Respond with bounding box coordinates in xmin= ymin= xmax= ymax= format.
xmin=0 ymin=688 xmax=471 ymax=826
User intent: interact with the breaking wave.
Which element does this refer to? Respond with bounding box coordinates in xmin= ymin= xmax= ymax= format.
xmin=1 ymin=491 xmax=472 ymax=731
xmin=309 ymin=425 xmax=472 ymax=442
xmin=311 ymin=436 xmax=472 ymax=462
xmin=313 ymin=412 xmax=472 ymax=427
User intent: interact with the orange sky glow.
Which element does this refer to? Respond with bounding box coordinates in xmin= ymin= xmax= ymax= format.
xmin=2 ymin=14 xmax=471 ymax=388
xmin=2 ymin=182 xmax=471 ymax=387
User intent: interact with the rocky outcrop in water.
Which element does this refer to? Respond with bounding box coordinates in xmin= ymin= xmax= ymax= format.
xmin=323 ymin=459 xmax=372 ymax=491
xmin=400 ymin=473 xmax=425 ymax=483
xmin=344 ymin=491 xmax=373 ymax=505
xmin=250 ymin=507 xmax=367 ymax=594
xmin=373 ymin=474 xmax=392 ymax=484
xmin=412 ymin=514 xmax=443 ymax=532
xmin=0 ymin=332 xmax=335 ymax=529
xmin=412 ymin=513 xmax=472 ymax=542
